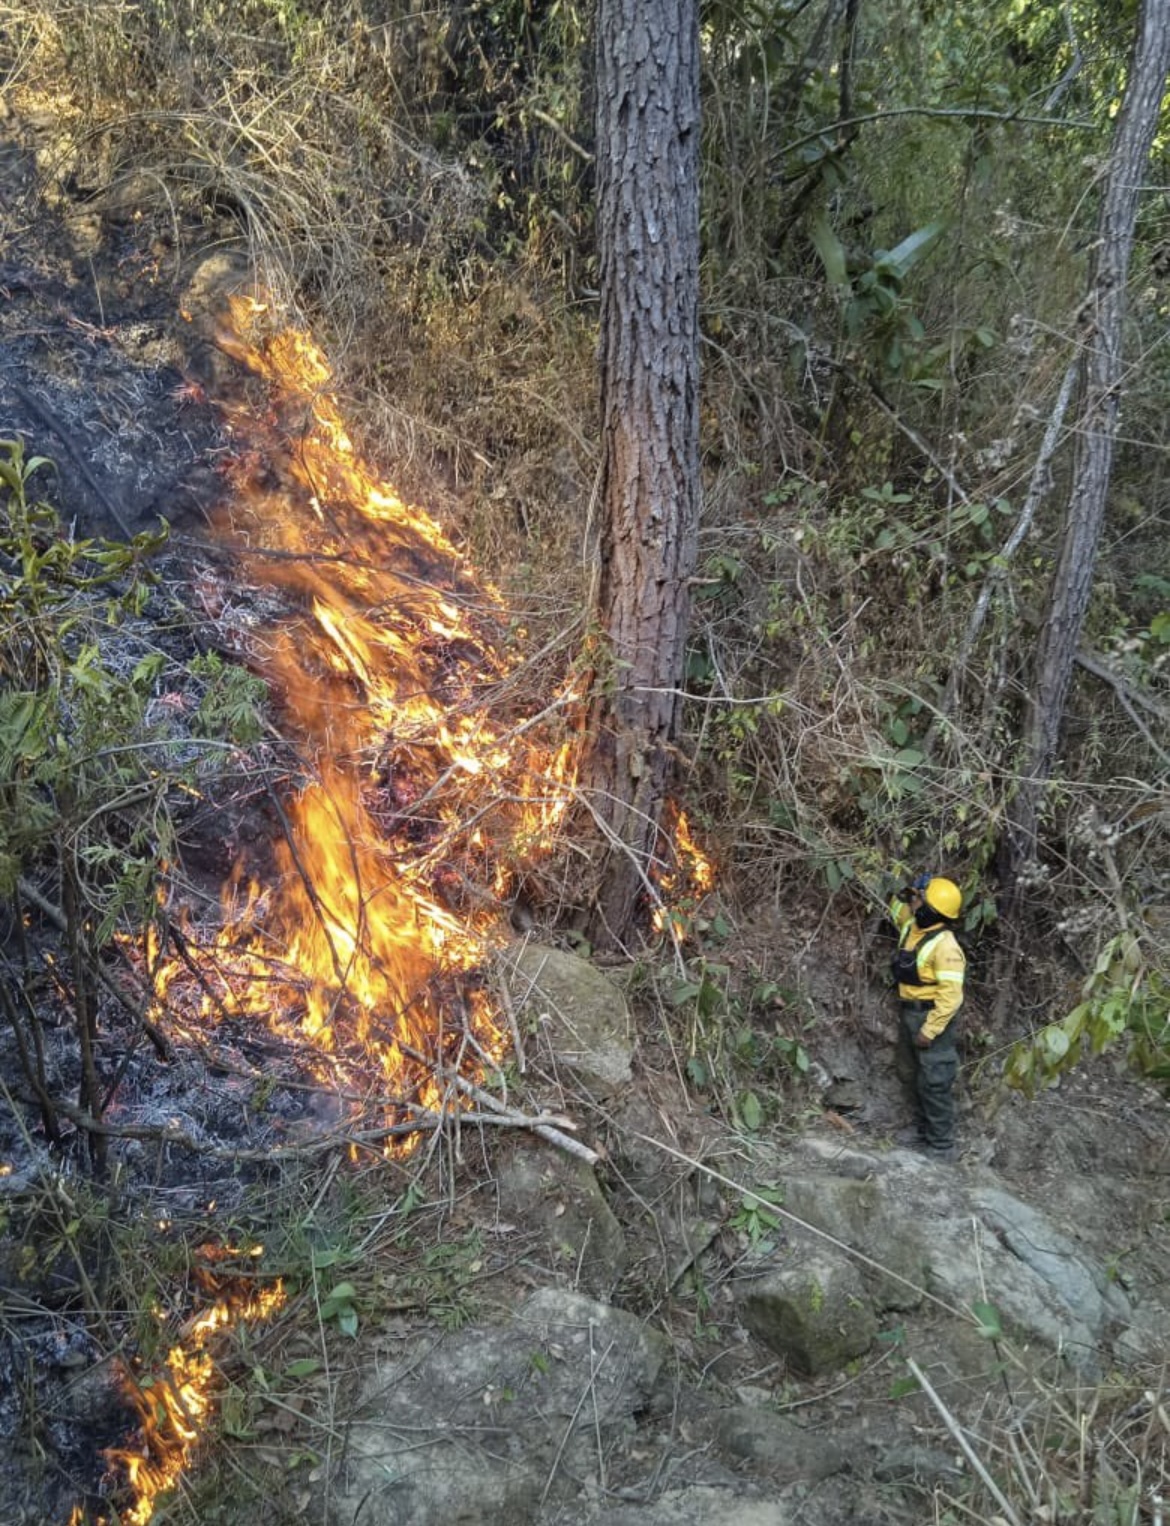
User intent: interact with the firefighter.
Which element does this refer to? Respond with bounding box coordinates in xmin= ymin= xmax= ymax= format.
xmin=889 ymin=874 xmax=965 ymax=1162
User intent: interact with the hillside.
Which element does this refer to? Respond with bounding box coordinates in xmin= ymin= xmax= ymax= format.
xmin=1 ymin=9 xmax=1170 ymax=1524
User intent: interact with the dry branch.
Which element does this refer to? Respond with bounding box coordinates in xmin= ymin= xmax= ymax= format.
xmin=397 ymin=1039 xmax=600 ymax=1164
xmin=17 ymin=876 xmax=172 ymax=1060
xmin=44 ymin=1093 xmax=585 ymax=1163
xmin=906 ymin=1358 xmax=1026 ymax=1526
xmin=937 ymin=357 xmax=1080 ymax=729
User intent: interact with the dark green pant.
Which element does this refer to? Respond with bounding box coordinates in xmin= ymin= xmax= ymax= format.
xmin=896 ymin=1001 xmax=958 ymax=1151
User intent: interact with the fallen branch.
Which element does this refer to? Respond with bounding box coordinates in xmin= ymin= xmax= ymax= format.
xmin=398 ymin=1038 xmax=600 ymax=1165
xmin=906 ymin=1357 xmax=1025 ymax=1526
xmin=45 ymin=1093 xmax=587 ymax=1163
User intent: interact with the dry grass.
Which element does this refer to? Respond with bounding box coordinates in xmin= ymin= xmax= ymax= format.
xmin=924 ymin=1351 xmax=1170 ymax=1526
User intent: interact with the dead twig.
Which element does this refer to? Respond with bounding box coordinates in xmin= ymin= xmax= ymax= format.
xmin=397 ymin=1038 xmax=600 ymax=1165
xmin=540 ymin=1333 xmax=616 ymax=1506
xmin=17 ymin=875 xmax=172 ymax=1060
xmin=936 ymin=357 xmax=1080 ymax=730
xmin=45 ymin=1094 xmax=584 ymax=1163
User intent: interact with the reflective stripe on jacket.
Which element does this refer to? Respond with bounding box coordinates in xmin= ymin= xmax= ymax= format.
xmin=889 ymin=897 xmax=966 ymax=1040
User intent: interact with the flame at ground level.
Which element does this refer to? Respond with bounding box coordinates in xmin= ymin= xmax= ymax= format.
xmin=67 ymin=1256 xmax=284 ymax=1526
xmin=108 ymin=1274 xmax=285 ymax=1526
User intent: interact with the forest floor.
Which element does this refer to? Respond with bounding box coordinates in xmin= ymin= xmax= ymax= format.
xmin=2 ymin=106 xmax=1169 ymax=1526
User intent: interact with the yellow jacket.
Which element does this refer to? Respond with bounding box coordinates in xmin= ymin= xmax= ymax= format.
xmin=890 ymin=897 xmax=966 ymax=1040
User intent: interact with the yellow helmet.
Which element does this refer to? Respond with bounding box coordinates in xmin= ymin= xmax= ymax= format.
xmin=924 ymin=877 xmax=962 ymax=921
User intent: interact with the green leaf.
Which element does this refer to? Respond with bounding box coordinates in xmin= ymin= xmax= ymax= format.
xmin=284 ymin=1358 xmax=323 ymax=1379
xmin=889 ymin=1375 xmax=921 ymax=1399
xmin=696 ymin=971 xmax=724 ymax=1019
xmin=132 ymin=652 xmax=168 ymax=688
xmin=685 ymin=1055 xmax=709 ymax=1088
xmin=877 ymin=219 xmax=948 ymax=283
xmin=1042 ymin=1026 xmax=1071 ymax=1063
xmin=971 ymin=1301 xmax=1003 ymax=1339
xmin=809 ymin=212 xmax=849 ymax=288
xmin=738 ymin=1091 xmax=762 ymax=1132
xmin=337 ymin=1307 xmax=359 ymax=1338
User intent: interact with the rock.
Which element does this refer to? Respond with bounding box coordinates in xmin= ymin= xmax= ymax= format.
xmin=736 ymin=1245 xmax=879 ymax=1375
xmin=712 ymin=1406 xmax=848 ymax=1482
xmin=774 ymin=1138 xmax=1142 ymax=1375
xmin=823 ymin=1078 xmax=864 ymax=1113
xmin=916 ymin=1189 xmax=1132 ymax=1374
xmin=779 ymin=1170 xmax=925 ymax=1313
xmin=873 ymin=1444 xmax=965 ymax=1486
xmin=969 ymin=1187 xmax=1129 ymax=1333
xmin=498 ymin=942 xmax=635 ymax=1096
xmin=495 ymin=1143 xmax=629 ymax=1296
xmin=329 ymin=1289 xmax=667 ymax=1525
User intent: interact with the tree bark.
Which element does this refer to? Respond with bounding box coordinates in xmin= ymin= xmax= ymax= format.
xmin=583 ymin=0 xmax=701 ymax=948
xmin=1003 ymin=0 xmax=1170 ymax=890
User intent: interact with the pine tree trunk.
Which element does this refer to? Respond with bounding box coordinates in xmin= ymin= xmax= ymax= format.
xmin=584 ymin=0 xmax=701 ymax=948
xmin=1003 ymin=0 xmax=1170 ymax=892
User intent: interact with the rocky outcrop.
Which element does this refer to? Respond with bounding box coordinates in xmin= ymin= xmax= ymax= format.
xmin=329 ymin=1289 xmax=667 ymax=1525
xmin=732 ymin=1136 xmax=1161 ymax=1379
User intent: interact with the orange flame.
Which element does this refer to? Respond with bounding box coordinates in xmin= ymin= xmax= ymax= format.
xmin=95 ymin=297 xmax=584 ymax=1522
xmin=146 ymin=295 xmax=578 ymax=1104
xmin=651 ymin=807 xmax=716 ymax=936
xmin=104 ymin=1263 xmax=284 ymax=1526
xmin=91 ymin=296 xmax=716 ymax=1526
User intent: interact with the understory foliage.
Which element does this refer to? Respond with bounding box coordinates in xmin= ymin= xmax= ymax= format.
xmin=0 ymin=440 xmax=268 ymax=1160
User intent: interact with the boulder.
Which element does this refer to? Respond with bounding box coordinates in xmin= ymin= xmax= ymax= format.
xmin=712 ymin=1407 xmax=848 ymax=1483
xmin=329 ymin=1289 xmax=667 ymax=1525
xmin=497 ymin=942 xmax=635 ymax=1096
xmin=779 ymin=1170 xmax=925 ymax=1313
xmin=736 ymin=1244 xmax=879 ymax=1375
xmin=495 ymin=1143 xmax=629 ymax=1296
xmin=769 ymin=1138 xmax=1139 ymax=1376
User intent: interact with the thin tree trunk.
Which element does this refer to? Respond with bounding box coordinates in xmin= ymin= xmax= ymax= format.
xmin=1003 ymin=0 xmax=1170 ymax=892
xmin=584 ymin=0 xmax=701 ymax=948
